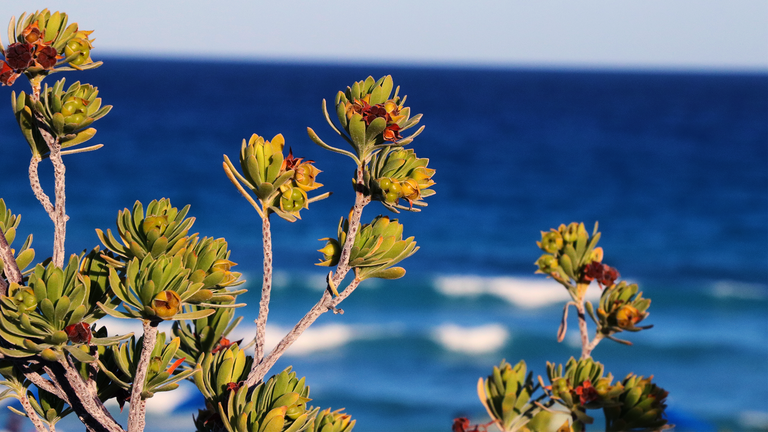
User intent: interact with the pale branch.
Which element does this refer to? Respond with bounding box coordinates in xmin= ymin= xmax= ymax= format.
xmin=330 ymin=166 xmax=370 ymax=289
xmin=0 ymin=277 xmax=6 ymax=296
xmin=254 ymin=214 xmax=273 ymax=364
xmin=42 ymin=365 xmax=72 ymax=406
xmin=576 ymin=301 xmax=591 ymax=359
xmin=128 ymin=321 xmax=158 ymax=432
xmin=17 ymin=390 xmax=50 ymax=432
xmin=28 ymin=156 xmax=56 ymax=221
xmin=48 ymin=140 xmax=67 ymax=268
xmin=247 ymin=277 xmax=362 ymax=386
xmin=246 ymin=166 xmax=369 ymax=386
xmin=585 ymin=333 xmax=604 ymax=357
xmin=0 ymin=228 xmax=22 ymax=291
xmin=53 ymin=358 xmax=125 ymax=432
xmin=30 ymin=107 xmax=67 ymax=267
xmin=32 ymin=110 xmax=68 ymax=268
xmin=18 ymin=363 xmax=64 ymax=399
xmin=87 ymin=350 xmax=100 ymax=394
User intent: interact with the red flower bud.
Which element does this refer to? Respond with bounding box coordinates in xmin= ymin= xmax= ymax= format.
xmin=35 ymin=45 xmax=59 ymax=69
xmin=574 ymin=380 xmax=599 ymax=405
xmin=583 ymin=261 xmax=604 ymax=283
xmin=65 ymin=322 xmax=92 ymax=344
xmin=599 ymin=265 xmax=619 ymax=287
xmin=0 ymin=61 xmax=20 ymax=86
xmin=4 ymin=43 xmax=34 ymax=70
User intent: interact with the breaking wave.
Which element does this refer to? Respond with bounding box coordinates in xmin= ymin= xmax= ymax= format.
xmin=434 ymin=275 xmax=600 ymax=308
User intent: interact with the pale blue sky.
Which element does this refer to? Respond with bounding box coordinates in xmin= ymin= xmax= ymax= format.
xmin=2 ymin=1 xmax=766 ymax=70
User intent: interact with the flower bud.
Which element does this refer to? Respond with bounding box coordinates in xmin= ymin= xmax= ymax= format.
xmin=590 ymin=247 xmax=604 ymax=263
xmin=536 ymin=255 xmax=558 ymax=274
xmin=539 ymin=230 xmax=563 ymax=254
xmin=64 ymin=36 xmax=93 ymax=66
xmin=152 ymin=290 xmax=181 ymax=319
xmin=561 ymin=222 xmax=579 ymax=243
xmin=615 ymin=305 xmax=640 ymax=329
xmin=5 ymin=43 xmax=34 ymax=70
xmin=293 ymin=161 xmax=322 ymax=191
xmin=65 ymin=322 xmax=92 ymax=344
xmin=316 ymin=238 xmax=341 ymax=267
xmin=279 ymin=187 xmax=307 ymax=213
xmin=142 ymin=215 xmax=169 ymax=235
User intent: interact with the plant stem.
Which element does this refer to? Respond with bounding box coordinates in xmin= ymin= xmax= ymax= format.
xmin=246 ymin=277 xmax=362 ymax=385
xmin=28 ymin=156 xmax=56 ymax=220
xmin=0 ymin=228 xmax=22 ymax=293
xmin=330 ymin=166 xmax=369 ymax=288
xmin=49 ymin=361 xmax=125 ymax=432
xmin=18 ymin=362 xmax=62 ymax=398
xmin=128 ymin=321 xmax=158 ymax=432
xmin=29 ymin=107 xmax=68 ymax=267
xmin=18 ymin=390 xmax=49 ymax=432
xmin=576 ymin=300 xmax=591 ymax=359
xmin=254 ymin=214 xmax=273 ymax=364
xmin=584 ymin=333 xmax=603 ymax=357
xmin=48 ymin=137 xmax=67 ymax=268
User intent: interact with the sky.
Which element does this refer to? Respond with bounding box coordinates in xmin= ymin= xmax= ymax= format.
xmin=1 ymin=1 xmax=766 ymax=71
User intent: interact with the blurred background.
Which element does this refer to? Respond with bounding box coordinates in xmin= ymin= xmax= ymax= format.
xmin=0 ymin=1 xmax=766 ymax=431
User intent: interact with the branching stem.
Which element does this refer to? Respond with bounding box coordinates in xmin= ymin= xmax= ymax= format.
xmin=254 ymin=214 xmax=273 ymax=363
xmin=50 ymin=360 xmax=125 ymax=432
xmin=18 ymin=362 xmax=62 ymax=398
xmin=48 ymin=137 xmax=67 ymax=268
xmin=246 ymin=165 xmax=370 ymax=386
xmin=128 ymin=321 xmax=158 ymax=432
xmin=28 ymin=156 xmax=56 ymax=220
xmin=29 ymin=107 xmax=68 ymax=267
xmin=576 ymin=300 xmax=591 ymax=359
xmin=0 ymin=228 xmax=22 ymax=293
xmin=18 ymin=390 xmax=50 ymax=432
xmin=330 ymin=166 xmax=369 ymax=288
xmin=247 ymin=277 xmax=362 ymax=385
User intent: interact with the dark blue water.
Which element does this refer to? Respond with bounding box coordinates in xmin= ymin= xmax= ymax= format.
xmin=0 ymin=59 xmax=766 ymax=431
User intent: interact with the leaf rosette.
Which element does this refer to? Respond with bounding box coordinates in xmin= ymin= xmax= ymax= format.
xmin=195 ymin=366 xmax=319 ymax=432
xmin=477 ymin=359 xmax=544 ymax=432
xmin=12 ymin=79 xmax=110 ymax=159
xmin=223 ymin=133 xmax=330 ymax=222
xmin=97 ymin=199 xmax=195 ymax=265
xmin=369 ymin=147 xmax=435 ymax=212
xmin=588 ymin=281 xmax=652 ymax=342
xmin=317 ymin=215 xmax=418 ymax=280
xmin=102 ymin=254 xmax=240 ymax=322
xmin=603 ymin=374 xmax=671 ymax=432
xmin=0 ymin=256 xmax=126 ymax=361
xmin=174 ymin=303 xmax=243 ymax=363
xmin=311 ymin=407 xmax=356 ymax=432
xmin=1 ymin=10 xmax=102 ymax=87
xmin=308 ymin=75 xmax=424 ymax=164
xmin=101 ymin=332 xmax=194 ymax=399
xmin=0 ymin=199 xmax=35 ymax=278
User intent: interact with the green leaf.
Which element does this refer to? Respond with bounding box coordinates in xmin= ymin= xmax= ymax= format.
xmin=97 ymin=303 xmax=140 ymax=320
xmin=64 ymin=345 xmax=96 ymax=363
xmin=91 ymin=333 xmax=134 ymax=346
xmin=172 ymin=309 xmax=215 ymax=321
xmin=348 ymin=114 xmax=366 ymax=153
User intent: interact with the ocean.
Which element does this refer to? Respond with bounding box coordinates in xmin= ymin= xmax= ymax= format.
xmin=0 ymin=59 xmax=766 ymax=431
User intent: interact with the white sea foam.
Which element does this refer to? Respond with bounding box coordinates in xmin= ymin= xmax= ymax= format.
xmin=432 ymin=323 xmax=508 ymax=354
xmin=228 ymin=323 xmax=358 ymax=356
xmin=711 ymin=280 xmax=768 ymax=300
xmin=739 ymin=410 xmax=768 ymax=430
xmin=435 ymin=275 xmax=600 ymax=308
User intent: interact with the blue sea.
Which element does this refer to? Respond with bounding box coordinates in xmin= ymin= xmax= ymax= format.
xmin=0 ymin=59 xmax=766 ymax=431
